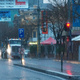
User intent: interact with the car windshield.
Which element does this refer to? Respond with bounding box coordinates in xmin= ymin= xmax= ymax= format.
xmin=9 ymin=40 xmax=21 ymax=44
xmin=25 ymin=50 xmax=29 ymax=52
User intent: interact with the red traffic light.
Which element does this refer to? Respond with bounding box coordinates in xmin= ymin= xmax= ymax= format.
xmin=66 ymin=22 xmax=70 ymax=28
xmin=66 ymin=36 xmax=71 ymax=42
xmin=67 ymin=37 xmax=69 ymax=42
xmin=64 ymin=22 xmax=71 ymax=31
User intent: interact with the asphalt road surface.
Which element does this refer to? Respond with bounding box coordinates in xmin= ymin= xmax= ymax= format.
xmin=0 ymin=59 xmax=66 ymax=80
xmin=23 ymin=58 xmax=80 ymax=75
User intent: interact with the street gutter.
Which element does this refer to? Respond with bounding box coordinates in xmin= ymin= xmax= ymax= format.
xmin=14 ymin=64 xmax=80 ymax=80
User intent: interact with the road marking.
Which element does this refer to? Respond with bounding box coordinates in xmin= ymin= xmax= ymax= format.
xmin=24 ymin=67 xmax=66 ymax=80
xmin=47 ymin=70 xmax=70 ymax=76
xmin=37 ymin=71 xmax=66 ymax=80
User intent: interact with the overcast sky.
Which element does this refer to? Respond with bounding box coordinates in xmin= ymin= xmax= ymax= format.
xmin=43 ymin=0 xmax=68 ymax=3
xmin=43 ymin=0 xmax=50 ymax=3
xmin=43 ymin=0 xmax=68 ymax=6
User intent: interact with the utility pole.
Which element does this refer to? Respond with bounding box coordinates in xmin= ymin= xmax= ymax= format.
xmin=68 ymin=0 xmax=70 ymax=21
xmin=37 ymin=0 xmax=41 ymax=57
xmin=61 ymin=0 xmax=71 ymax=71
xmin=66 ymin=0 xmax=72 ymax=60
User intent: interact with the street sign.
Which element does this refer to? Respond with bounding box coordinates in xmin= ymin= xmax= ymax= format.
xmin=0 ymin=0 xmax=28 ymax=9
xmin=72 ymin=0 xmax=80 ymax=27
xmin=41 ymin=11 xmax=48 ymax=34
xmin=18 ymin=28 xmax=24 ymax=38
xmin=0 ymin=11 xmax=11 ymax=21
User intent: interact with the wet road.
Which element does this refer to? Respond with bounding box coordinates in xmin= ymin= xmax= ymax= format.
xmin=23 ymin=58 xmax=80 ymax=75
xmin=0 ymin=59 xmax=65 ymax=80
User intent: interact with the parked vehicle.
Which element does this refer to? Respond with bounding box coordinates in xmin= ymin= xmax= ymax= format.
xmin=7 ymin=38 xmax=21 ymax=59
xmin=24 ymin=49 xmax=30 ymax=57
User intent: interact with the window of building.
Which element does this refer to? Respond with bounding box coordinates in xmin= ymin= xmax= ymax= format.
xmin=75 ymin=0 xmax=79 ymax=3
xmin=33 ymin=31 xmax=36 ymax=38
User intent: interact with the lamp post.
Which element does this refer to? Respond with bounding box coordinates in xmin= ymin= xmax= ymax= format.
xmin=37 ymin=0 xmax=41 ymax=57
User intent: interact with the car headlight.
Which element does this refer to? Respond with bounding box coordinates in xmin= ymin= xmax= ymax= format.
xmin=7 ymin=44 xmax=11 ymax=55
xmin=0 ymin=50 xmax=1 ymax=56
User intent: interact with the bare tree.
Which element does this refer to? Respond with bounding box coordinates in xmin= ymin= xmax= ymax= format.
xmin=13 ymin=10 xmax=38 ymax=46
xmin=0 ymin=22 xmax=8 ymax=40
xmin=47 ymin=0 xmax=72 ymax=55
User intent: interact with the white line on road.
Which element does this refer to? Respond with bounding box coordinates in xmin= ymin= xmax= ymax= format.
xmin=25 ymin=62 xmax=67 ymax=79
xmin=14 ymin=64 xmax=66 ymax=80
xmin=47 ymin=70 xmax=70 ymax=76
xmin=28 ymin=68 xmax=67 ymax=80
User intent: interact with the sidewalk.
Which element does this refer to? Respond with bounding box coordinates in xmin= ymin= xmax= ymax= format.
xmin=14 ymin=58 xmax=80 ymax=80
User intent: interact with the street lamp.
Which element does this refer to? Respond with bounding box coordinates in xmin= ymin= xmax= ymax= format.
xmin=37 ymin=0 xmax=41 ymax=57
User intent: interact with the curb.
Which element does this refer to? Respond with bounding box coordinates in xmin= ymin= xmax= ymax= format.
xmin=14 ymin=64 xmax=80 ymax=80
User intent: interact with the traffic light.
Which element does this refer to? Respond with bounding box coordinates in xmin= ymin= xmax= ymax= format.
xmin=66 ymin=36 xmax=69 ymax=42
xmin=42 ymin=27 xmax=47 ymax=32
xmin=41 ymin=11 xmax=48 ymax=34
xmin=66 ymin=36 xmax=71 ymax=42
xmin=64 ymin=22 xmax=70 ymax=31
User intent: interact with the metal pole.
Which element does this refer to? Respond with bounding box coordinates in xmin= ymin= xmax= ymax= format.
xmin=67 ymin=0 xmax=72 ymax=60
xmin=61 ymin=52 xmax=63 ymax=72
xmin=68 ymin=0 xmax=72 ymax=54
xmin=18 ymin=9 xmax=23 ymax=63
xmin=21 ymin=38 xmax=22 ymax=64
xmin=37 ymin=0 xmax=41 ymax=58
xmin=68 ymin=0 xmax=70 ymax=21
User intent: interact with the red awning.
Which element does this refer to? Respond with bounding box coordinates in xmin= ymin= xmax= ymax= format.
xmin=41 ymin=37 xmax=56 ymax=45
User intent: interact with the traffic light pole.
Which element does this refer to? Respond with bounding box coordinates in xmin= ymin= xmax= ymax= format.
xmin=37 ymin=0 xmax=41 ymax=57
xmin=66 ymin=0 xmax=72 ymax=60
xmin=21 ymin=38 xmax=22 ymax=64
xmin=68 ymin=0 xmax=70 ymax=21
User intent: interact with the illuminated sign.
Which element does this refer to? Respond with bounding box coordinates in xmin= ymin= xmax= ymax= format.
xmin=0 ymin=0 xmax=28 ymax=9
xmin=29 ymin=42 xmax=37 ymax=45
xmin=0 ymin=11 xmax=11 ymax=21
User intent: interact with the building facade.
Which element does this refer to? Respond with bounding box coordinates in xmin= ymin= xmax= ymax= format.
xmin=28 ymin=0 xmax=55 ymax=43
xmin=9 ymin=0 xmax=54 ymax=43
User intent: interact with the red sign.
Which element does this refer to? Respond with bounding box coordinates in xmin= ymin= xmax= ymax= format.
xmin=41 ymin=11 xmax=48 ymax=34
xmin=16 ymin=0 xmax=26 ymax=5
xmin=0 ymin=0 xmax=28 ymax=9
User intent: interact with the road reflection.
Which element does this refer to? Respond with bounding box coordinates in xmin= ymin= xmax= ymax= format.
xmin=66 ymin=70 xmax=72 ymax=75
xmin=8 ymin=58 xmax=12 ymax=63
xmin=22 ymin=58 xmax=25 ymax=65
xmin=65 ymin=65 xmax=72 ymax=75
xmin=0 ymin=50 xmax=2 ymax=59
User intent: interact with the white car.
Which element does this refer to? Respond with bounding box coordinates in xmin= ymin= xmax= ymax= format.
xmin=24 ymin=50 xmax=30 ymax=57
